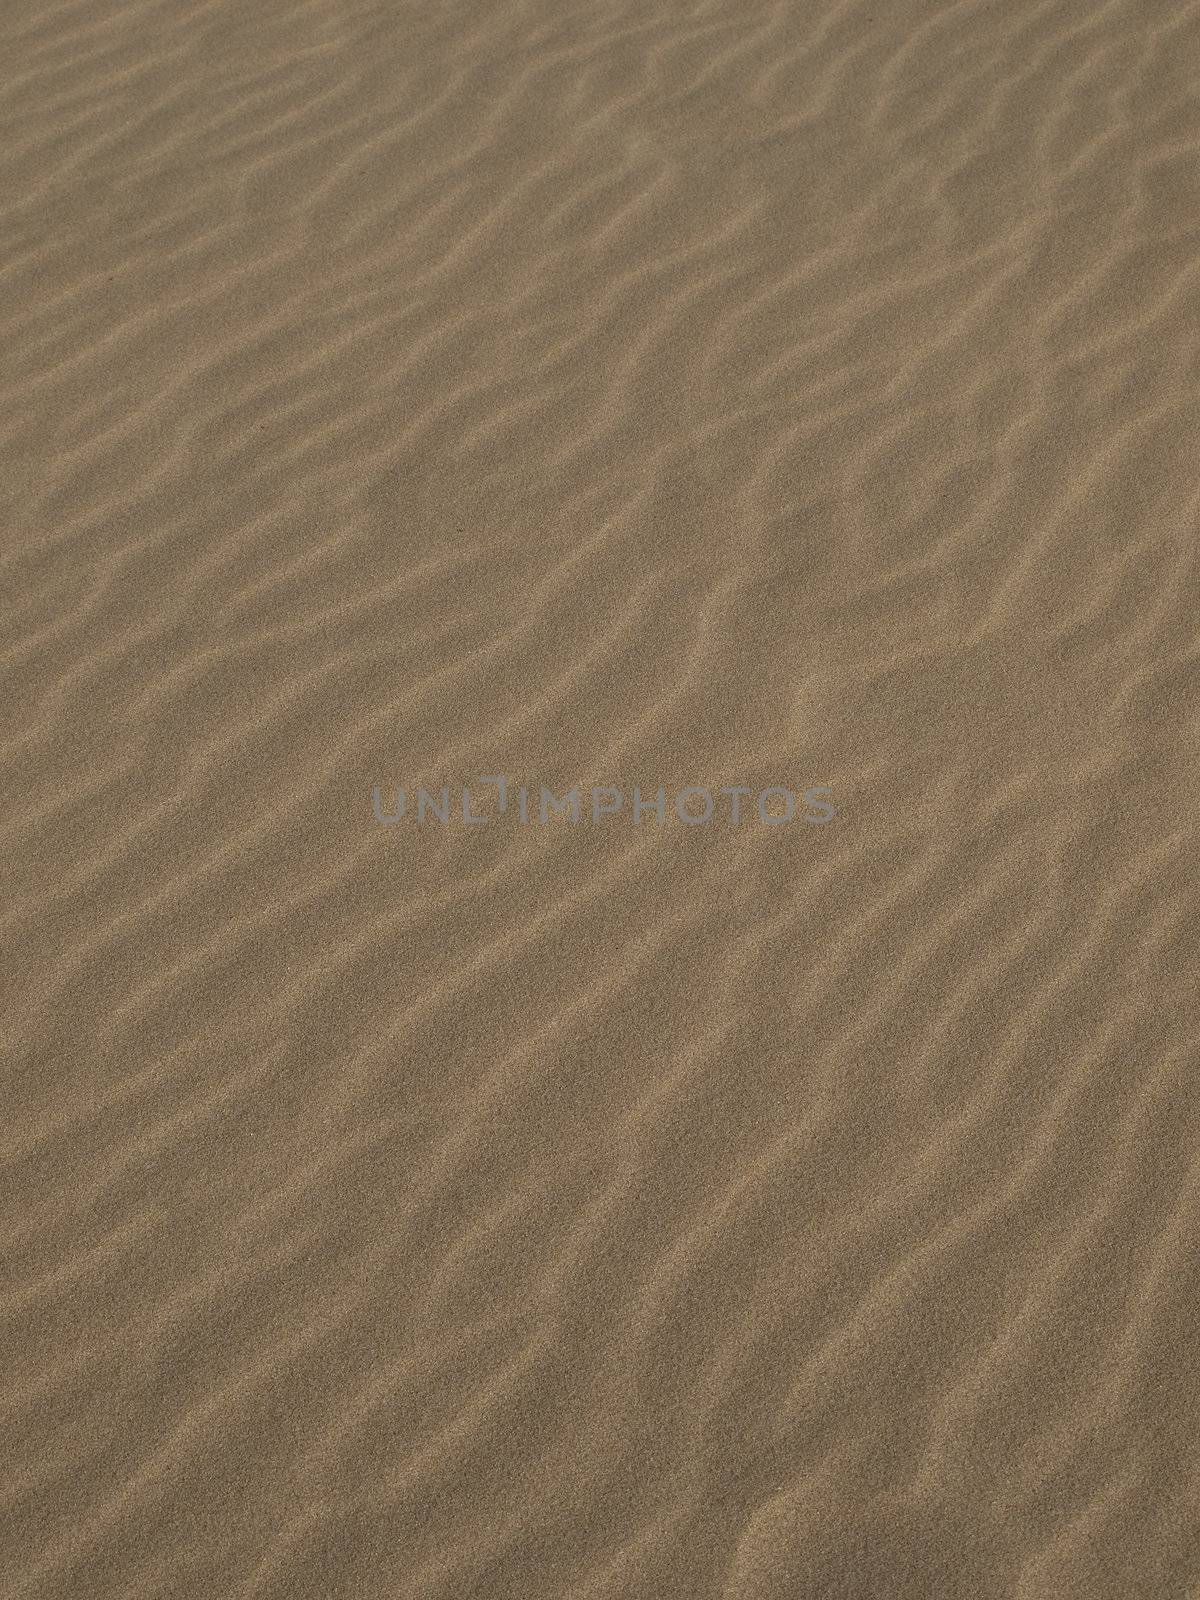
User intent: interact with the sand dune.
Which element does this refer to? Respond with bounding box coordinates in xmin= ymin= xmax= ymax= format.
xmin=3 ymin=0 xmax=1199 ymax=1594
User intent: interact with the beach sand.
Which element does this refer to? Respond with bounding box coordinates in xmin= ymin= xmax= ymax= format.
xmin=2 ymin=0 xmax=1199 ymax=1594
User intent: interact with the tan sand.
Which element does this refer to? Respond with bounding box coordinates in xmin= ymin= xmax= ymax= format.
xmin=2 ymin=0 xmax=1199 ymax=1594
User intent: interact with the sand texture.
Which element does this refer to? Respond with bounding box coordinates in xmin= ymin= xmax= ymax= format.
xmin=3 ymin=0 xmax=1200 ymax=1594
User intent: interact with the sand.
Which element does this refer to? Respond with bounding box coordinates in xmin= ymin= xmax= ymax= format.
xmin=3 ymin=0 xmax=1199 ymax=1595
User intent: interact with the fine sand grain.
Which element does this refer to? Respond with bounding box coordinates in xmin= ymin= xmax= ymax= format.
xmin=2 ymin=0 xmax=1199 ymax=1595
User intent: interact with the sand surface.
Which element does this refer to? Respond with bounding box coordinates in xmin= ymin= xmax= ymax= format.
xmin=3 ymin=0 xmax=1200 ymax=1595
